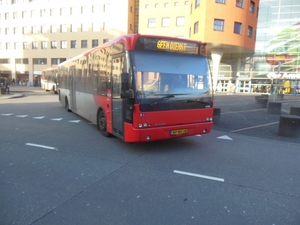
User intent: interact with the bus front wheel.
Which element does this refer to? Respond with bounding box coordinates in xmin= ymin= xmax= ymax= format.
xmin=65 ymin=98 xmax=71 ymax=112
xmin=98 ymin=111 xmax=110 ymax=137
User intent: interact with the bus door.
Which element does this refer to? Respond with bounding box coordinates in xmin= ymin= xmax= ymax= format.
xmin=69 ymin=67 xmax=76 ymax=111
xmin=111 ymin=54 xmax=126 ymax=137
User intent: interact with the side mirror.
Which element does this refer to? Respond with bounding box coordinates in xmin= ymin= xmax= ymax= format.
xmin=121 ymin=73 xmax=134 ymax=99
xmin=121 ymin=72 xmax=129 ymax=92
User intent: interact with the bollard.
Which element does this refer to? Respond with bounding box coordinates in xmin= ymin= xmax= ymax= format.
xmin=290 ymin=107 xmax=300 ymax=116
xmin=278 ymin=115 xmax=300 ymax=137
xmin=255 ymin=96 xmax=268 ymax=108
xmin=268 ymin=102 xmax=281 ymax=114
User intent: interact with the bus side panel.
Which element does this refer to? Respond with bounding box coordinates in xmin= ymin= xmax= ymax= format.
xmin=58 ymin=88 xmax=69 ymax=108
xmin=75 ymin=92 xmax=100 ymax=125
xmin=93 ymin=92 xmax=113 ymax=134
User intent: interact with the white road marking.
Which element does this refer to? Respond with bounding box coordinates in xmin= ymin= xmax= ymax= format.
xmin=217 ymin=135 xmax=232 ymax=140
xmin=230 ymin=121 xmax=279 ymax=133
xmin=173 ymin=170 xmax=225 ymax=182
xmin=221 ymin=109 xmax=265 ymax=115
xmin=51 ymin=118 xmax=63 ymax=121
xmin=195 ymin=134 xmax=201 ymax=137
xmin=25 ymin=143 xmax=57 ymax=151
xmin=1 ymin=113 xmax=13 ymax=116
xmin=33 ymin=116 xmax=45 ymax=119
xmin=16 ymin=115 xmax=28 ymax=118
xmin=69 ymin=120 xmax=80 ymax=123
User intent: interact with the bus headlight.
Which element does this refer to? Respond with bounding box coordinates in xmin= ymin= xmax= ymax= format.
xmin=138 ymin=123 xmax=143 ymax=128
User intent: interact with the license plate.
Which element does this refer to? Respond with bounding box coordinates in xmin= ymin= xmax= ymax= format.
xmin=170 ymin=129 xmax=188 ymax=136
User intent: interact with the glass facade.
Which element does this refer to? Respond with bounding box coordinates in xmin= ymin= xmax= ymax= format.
xmin=219 ymin=0 xmax=300 ymax=94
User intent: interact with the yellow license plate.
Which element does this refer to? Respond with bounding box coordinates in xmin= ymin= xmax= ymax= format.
xmin=170 ymin=129 xmax=188 ymax=136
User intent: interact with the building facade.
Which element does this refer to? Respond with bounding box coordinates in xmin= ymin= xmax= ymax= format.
xmin=1 ymin=0 xmax=299 ymax=94
xmin=0 ymin=0 xmax=135 ymax=86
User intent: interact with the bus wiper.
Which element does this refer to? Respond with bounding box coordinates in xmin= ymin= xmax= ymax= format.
xmin=148 ymin=94 xmax=175 ymax=107
xmin=185 ymin=99 xmax=210 ymax=104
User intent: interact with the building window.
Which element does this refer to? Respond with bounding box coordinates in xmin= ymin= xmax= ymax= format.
xmin=32 ymin=42 xmax=38 ymax=49
xmin=195 ymin=0 xmax=200 ymax=8
xmin=0 ymin=59 xmax=10 ymax=64
xmin=162 ymin=17 xmax=170 ymax=27
xmin=5 ymin=12 xmax=9 ymax=20
xmin=216 ymin=0 xmax=226 ymax=3
xmin=103 ymin=38 xmax=110 ymax=43
xmin=40 ymin=9 xmax=47 ymax=17
xmin=13 ymin=11 xmax=18 ymax=19
xmin=14 ymin=42 xmax=19 ymax=50
xmin=92 ymin=39 xmax=98 ymax=47
xmin=92 ymin=23 xmax=100 ymax=31
xmin=164 ymin=3 xmax=168 ymax=7
xmin=81 ymin=24 xmax=89 ymax=32
xmin=176 ymin=17 xmax=185 ymax=26
xmin=71 ymin=40 xmax=77 ymax=48
xmin=81 ymin=6 xmax=90 ymax=14
xmin=234 ymin=22 xmax=242 ymax=34
xmin=148 ymin=18 xmax=156 ymax=28
xmin=60 ymin=7 xmax=67 ymax=16
xmin=250 ymin=1 xmax=255 ymax=13
xmin=16 ymin=58 xmax=29 ymax=64
xmin=50 ymin=8 xmax=58 ymax=16
xmin=194 ymin=21 xmax=199 ymax=34
xmin=214 ymin=19 xmax=224 ymax=31
xmin=185 ymin=1 xmax=189 ymax=5
xmin=236 ymin=0 xmax=243 ymax=8
xmin=31 ymin=10 xmax=37 ymax=18
xmin=174 ymin=2 xmax=179 ymax=6
xmin=71 ymin=24 xmax=77 ymax=32
xmin=41 ymin=41 xmax=47 ymax=49
xmin=22 ymin=11 xmax=26 ymax=18
xmin=32 ymin=58 xmax=47 ymax=65
xmin=51 ymin=58 xmax=66 ymax=65
xmin=13 ymin=27 xmax=19 ymax=34
xmin=81 ymin=40 xmax=87 ymax=48
xmin=145 ymin=4 xmax=149 ymax=8
xmin=32 ymin=26 xmax=38 ymax=34
xmin=155 ymin=3 xmax=159 ymax=8
xmin=247 ymin=26 xmax=253 ymax=37
xmin=61 ymin=41 xmax=67 ymax=49
xmin=41 ymin=25 xmax=47 ymax=33
xmin=5 ymin=27 xmax=10 ymax=35
xmin=51 ymin=41 xmax=57 ymax=49
xmin=22 ymin=27 xmax=29 ymax=34
xmin=23 ymin=42 xmax=29 ymax=50
xmin=33 ymin=58 xmax=47 ymax=65
xmin=61 ymin=24 xmax=67 ymax=32
xmin=50 ymin=25 xmax=56 ymax=33
xmin=6 ymin=42 xmax=10 ymax=50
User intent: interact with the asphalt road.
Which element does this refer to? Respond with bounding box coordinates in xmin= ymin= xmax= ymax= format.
xmin=1 ymin=89 xmax=300 ymax=225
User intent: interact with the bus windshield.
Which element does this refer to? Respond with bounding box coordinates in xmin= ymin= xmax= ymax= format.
xmin=131 ymin=51 xmax=211 ymax=100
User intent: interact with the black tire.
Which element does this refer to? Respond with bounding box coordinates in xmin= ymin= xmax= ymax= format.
xmin=65 ymin=97 xmax=71 ymax=112
xmin=97 ymin=110 xmax=110 ymax=137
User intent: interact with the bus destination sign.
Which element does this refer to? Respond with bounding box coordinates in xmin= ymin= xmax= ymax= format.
xmin=136 ymin=37 xmax=205 ymax=55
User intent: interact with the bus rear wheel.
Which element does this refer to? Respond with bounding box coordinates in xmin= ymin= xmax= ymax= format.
xmin=98 ymin=111 xmax=110 ymax=137
xmin=65 ymin=98 xmax=71 ymax=112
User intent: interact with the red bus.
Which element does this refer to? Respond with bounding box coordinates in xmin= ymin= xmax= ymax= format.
xmin=41 ymin=67 xmax=58 ymax=94
xmin=57 ymin=34 xmax=214 ymax=142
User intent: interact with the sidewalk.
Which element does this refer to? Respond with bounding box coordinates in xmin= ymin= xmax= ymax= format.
xmin=0 ymin=85 xmax=43 ymax=100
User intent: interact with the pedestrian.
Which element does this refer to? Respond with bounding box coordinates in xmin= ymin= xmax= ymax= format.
xmin=4 ymin=78 xmax=10 ymax=94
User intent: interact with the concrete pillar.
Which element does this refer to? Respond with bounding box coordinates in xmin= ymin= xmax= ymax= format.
xmin=211 ymin=48 xmax=224 ymax=92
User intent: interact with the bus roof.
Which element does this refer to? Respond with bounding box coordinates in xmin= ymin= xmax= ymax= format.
xmin=59 ymin=34 xmax=207 ymax=67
